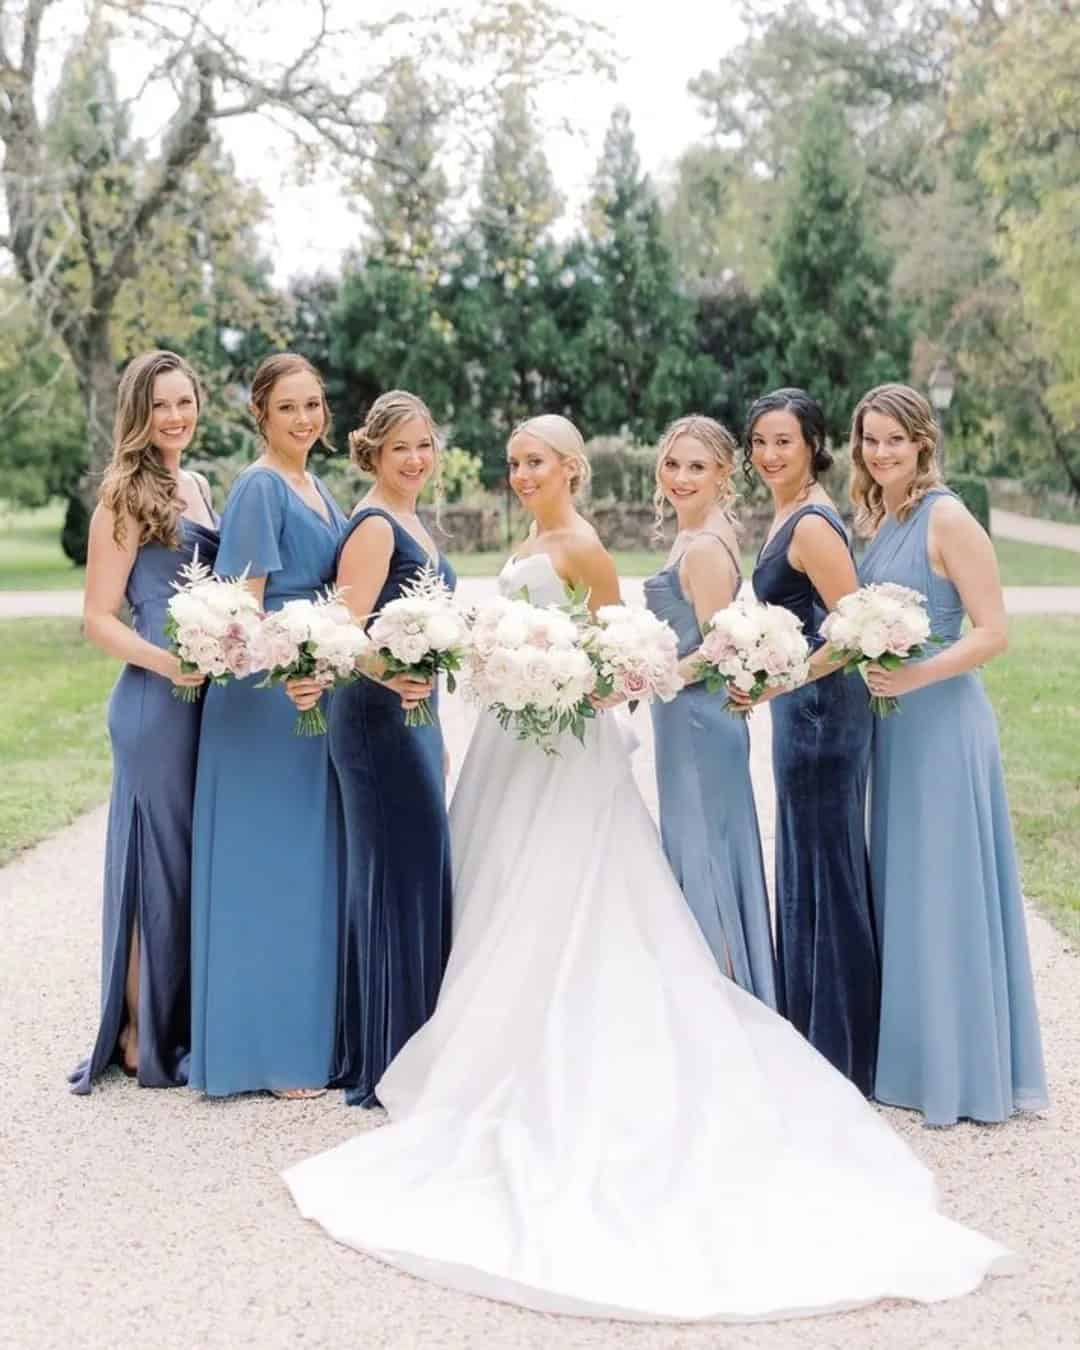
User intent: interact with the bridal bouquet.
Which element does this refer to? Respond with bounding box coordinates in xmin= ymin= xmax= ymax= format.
xmin=820 ymin=582 xmax=935 ymax=717
xmin=367 ymin=566 xmax=469 ymax=727
xmin=462 ymin=594 xmax=597 ymax=753
xmin=164 ymin=553 xmax=262 ymax=702
xmin=697 ymin=593 xmax=810 ymax=708
xmin=585 ymin=605 xmax=684 ymax=705
xmin=252 ymin=589 xmax=372 ymax=735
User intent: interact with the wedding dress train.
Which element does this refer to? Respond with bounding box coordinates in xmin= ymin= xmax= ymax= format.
xmin=283 ymin=551 xmax=1015 ymax=1322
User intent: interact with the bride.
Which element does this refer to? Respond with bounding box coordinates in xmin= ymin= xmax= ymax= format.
xmin=283 ymin=415 xmax=1015 ymax=1323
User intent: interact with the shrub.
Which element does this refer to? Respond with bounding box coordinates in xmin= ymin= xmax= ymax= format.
xmin=947 ymin=473 xmax=991 ymax=536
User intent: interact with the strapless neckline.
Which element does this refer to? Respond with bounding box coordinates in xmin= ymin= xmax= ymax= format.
xmin=498 ymin=551 xmax=566 ymax=605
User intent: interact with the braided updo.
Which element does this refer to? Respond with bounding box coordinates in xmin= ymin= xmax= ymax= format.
xmin=348 ymin=389 xmax=440 ymax=473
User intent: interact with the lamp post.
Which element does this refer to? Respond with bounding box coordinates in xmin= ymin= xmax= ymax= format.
xmin=928 ymin=358 xmax=956 ymax=474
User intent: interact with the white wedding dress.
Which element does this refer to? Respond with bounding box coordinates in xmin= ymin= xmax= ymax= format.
xmin=283 ymin=552 xmax=1015 ymax=1322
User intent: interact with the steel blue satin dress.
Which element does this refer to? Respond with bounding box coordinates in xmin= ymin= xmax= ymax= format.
xmin=860 ymin=488 xmax=1048 ymax=1124
xmin=753 ymin=504 xmax=879 ymax=1095
xmin=189 ymin=467 xmax=346 ymax=1096
xmin=643 ymin=541 xmax=777 ymax=1005
xmin=329 ymin=507 xmax=454 ymax=1106
xmin=70 ymin=511 xmax=219 ymax=1094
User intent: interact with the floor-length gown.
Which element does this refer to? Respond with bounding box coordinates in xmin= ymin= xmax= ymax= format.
xmin=329 ymin=508 xmax=454 ymax=1107
xmin=189 ymin=467 xmax=346 ymax=1096
xmin=282 ymin=551 xmax=1015 ymax=1323
xmin=70 ymin=514 xmax=219 ymax=1094
xmin=643 ymin=544 xmax=776 ymax=1004
xmin=860 ymin=488 xmax=1048 ymax=1125
xmin=753 ymin=505 xmax=879 ymax=1094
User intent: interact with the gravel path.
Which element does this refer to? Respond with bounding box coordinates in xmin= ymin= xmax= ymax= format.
xmin=2 ymin=578 xmax=1077 ymax=1350
xmin=992 ymin=508 xmax=1080 ymax=553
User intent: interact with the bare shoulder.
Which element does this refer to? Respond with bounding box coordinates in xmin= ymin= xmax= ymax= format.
xmin=683 ymin=530 xmax=736 ymax=576
xmin=792 ymin=508 xmax=848 ymax=553
xmin=929 ymin=492 xmax=979 ymax=536
xmin=561 ymin=524 xmax=609 ymax=568
xmin=344 ymin=509 xmax=394 ymax=551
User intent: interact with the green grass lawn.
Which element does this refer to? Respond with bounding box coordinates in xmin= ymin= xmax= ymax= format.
xmin=992 ymin=536 xmax=1080 ymax=586
xmin=984 ymin=615 xmax=1080 ymax=942
xmin=0 ymin=619 xmax=115 ymax=864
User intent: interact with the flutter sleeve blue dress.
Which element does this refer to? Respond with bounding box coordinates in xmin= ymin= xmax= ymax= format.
xmin=189 ymin=467 xmax=347 ymax=1096
xmin=860 ymin=488 xmax=1048 ymax=1124
xmin=643 ymin=541 xmax=777 ymax=1005
xmin=329 ymin=507 xmax=455 ymax=1106
xmin=752 ymin=504 xmax=879 ymax=1095
xmin=70 ymin=510 xmax=219 ymax=1093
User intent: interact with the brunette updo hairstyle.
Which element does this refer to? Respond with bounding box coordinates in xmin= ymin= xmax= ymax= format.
xmin=743 ymin=388 xmax=832 ymax=483
xmin=249 ymin=352 xmax=334 ymax=450
xmin=99 ymin=349 xmax=202 ymax=550
xmin=652 ymin=414 xmax=739 ymax=542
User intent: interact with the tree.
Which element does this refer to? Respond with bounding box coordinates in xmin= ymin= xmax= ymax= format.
xmin=0 ymin=0 xmax=607 ymax=519
xmin=570 ymin=106 xmax=717 ymax=443
xmin=757 ymin=88 xmax=910 ymax=441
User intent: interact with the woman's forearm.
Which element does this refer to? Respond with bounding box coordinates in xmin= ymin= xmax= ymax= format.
xmin=906 ymin=626 xmax=1007 ymax=690
xmin=84 ymin=611 xmax=171 ymax=677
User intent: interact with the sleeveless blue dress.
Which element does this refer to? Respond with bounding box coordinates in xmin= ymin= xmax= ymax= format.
xmin=643 ymin=544 xmax=777 ymax=1005
xmin=860 ymin=488 xmax=1048 ymax=1124
xmin=752 ymin=505 xmax=879 ymax=1095
xmin=190 ymin=467 xmax=347 ymax=1096
xmin=329 ymin=508 xmax=455 ymax=1106
xmin=70 ymin=511 xmax=219 ymax=1093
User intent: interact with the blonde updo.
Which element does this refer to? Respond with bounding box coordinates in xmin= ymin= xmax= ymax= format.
xmin=509 ymin=414 xmax=591 ymax=495
xmin=652 ymin=414 xmax=739 ymax=541
xmin=348 ymin=389 xmax=440 ymax=474
xmin=848 ymin=383 xmax=943 ymax=536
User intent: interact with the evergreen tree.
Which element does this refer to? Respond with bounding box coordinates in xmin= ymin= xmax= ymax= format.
xmin=758 ymin=89 xmax=910 ymax=441
xmin=572 ymin=107 xmax=716 ymax=443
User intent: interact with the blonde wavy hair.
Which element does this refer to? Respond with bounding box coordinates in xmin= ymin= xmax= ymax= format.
xmin=652 ymin=415 xmax=739 ymax=542
xmin=99 ymin=350 xmax=202 ymax=550
xmin=848 ymin=383 xmax=943 ymax=537
xmin=348 ymin=389 xmax=444 ymax=520
xmin=250 ymin=352 xmax=334 ymax=451
xmin=509 ymin=414 xmax=591 ymax=495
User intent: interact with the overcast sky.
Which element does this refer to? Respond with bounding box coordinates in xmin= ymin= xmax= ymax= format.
xmin=214 ymin=2 xmax=746 ymax=280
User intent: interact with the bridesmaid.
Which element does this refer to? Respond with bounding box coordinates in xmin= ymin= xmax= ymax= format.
xmin=642 ymin=416 xmax=776 ymax=1004
xmin=737 ymin=388 xmax=878 ymax=1095
xmin=73 ymin=350 xmax=218 ymax=1092
xmin=852 ymin=382 xmax=1048 ymax=1125
xmin=290 ymin=390 xmax=454 ymax=1107
xmin=189 ymin=353 xmax=347 ymax=1099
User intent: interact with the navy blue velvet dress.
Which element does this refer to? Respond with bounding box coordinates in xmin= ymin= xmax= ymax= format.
xmin=752 ymin=504 xmax=878 ymax=1095
xmin=70 ymin=512 xmax=219 ymax=1093
xmin=329 ymin=507 xmax=454 ymax=1106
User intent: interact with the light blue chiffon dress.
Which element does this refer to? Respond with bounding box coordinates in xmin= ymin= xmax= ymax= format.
xmin=644 ymin=540 xmax=777 ymax=1005
xmin=860 ymin=488 xmax=1048 ymax=1125
xmin=189 ymin=467 xmax=347 ymax=1096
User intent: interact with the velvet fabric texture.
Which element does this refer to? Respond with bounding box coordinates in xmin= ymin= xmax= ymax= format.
xmin=329 ymin=507 xmax=454 ymax=1107
xmin=643 ymin=546 xmax=777 ymax=1005
xmin=189 ymin=468 xmax=346 ymax=1096
xmin=860 ymin=489 xmax=1048 ymax=1124
xmin=70 ymin=515 xmax=219 ymax=1094
xmin=753 ymin=504 xmax=878 ymax=1095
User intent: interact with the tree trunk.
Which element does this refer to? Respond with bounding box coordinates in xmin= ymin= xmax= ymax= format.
xmin=60 ymin=317 xmax=117 ymax=564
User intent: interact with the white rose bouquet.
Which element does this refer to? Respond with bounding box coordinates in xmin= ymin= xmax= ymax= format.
xmin=820 ymin=582 xmax=936 ymax=716
xmin=164 ymin=553 xmax=262 ymax=702
xmin=462 ymin=593 xmax=597 ymax=753
xmin=696 ymin=593 xmax=810 ymax=709
xmin=252 ymin=589 xmax=372 ymax=735
xmin=586 ymin=604 xmax=684 ymax=706
xmin=366 ymin=566 xmax=469 ymax=728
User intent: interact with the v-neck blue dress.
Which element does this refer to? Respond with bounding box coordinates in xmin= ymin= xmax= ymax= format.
xmin=752 ymin=504 xmax=879 ymax=1095
xmin=860 ymin=489 xmax=1048 ymax=1124
xmin=329 ymin=507 xmax=455 ymax=1106
xmin=189 ymin=467 xmax=347 ymax=1096
xmin=70 ymin=512 xmax=219 ymax=1093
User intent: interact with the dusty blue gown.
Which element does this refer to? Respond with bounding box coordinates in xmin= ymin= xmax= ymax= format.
xmin=860 ymin=488 xmax=1048 ymax=1124
xmin=329 ymin=508 xmax=454 ymax=1106
xmin=643 ymin=541 xmax=777 ymax=1005
xmin=752 ymin=504 xmax=879 ymax=1095
xmin=189 ymin=467 xmax=346 ymax=1096
xmin=70 ymin=509 xmax=219 ymax=1093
